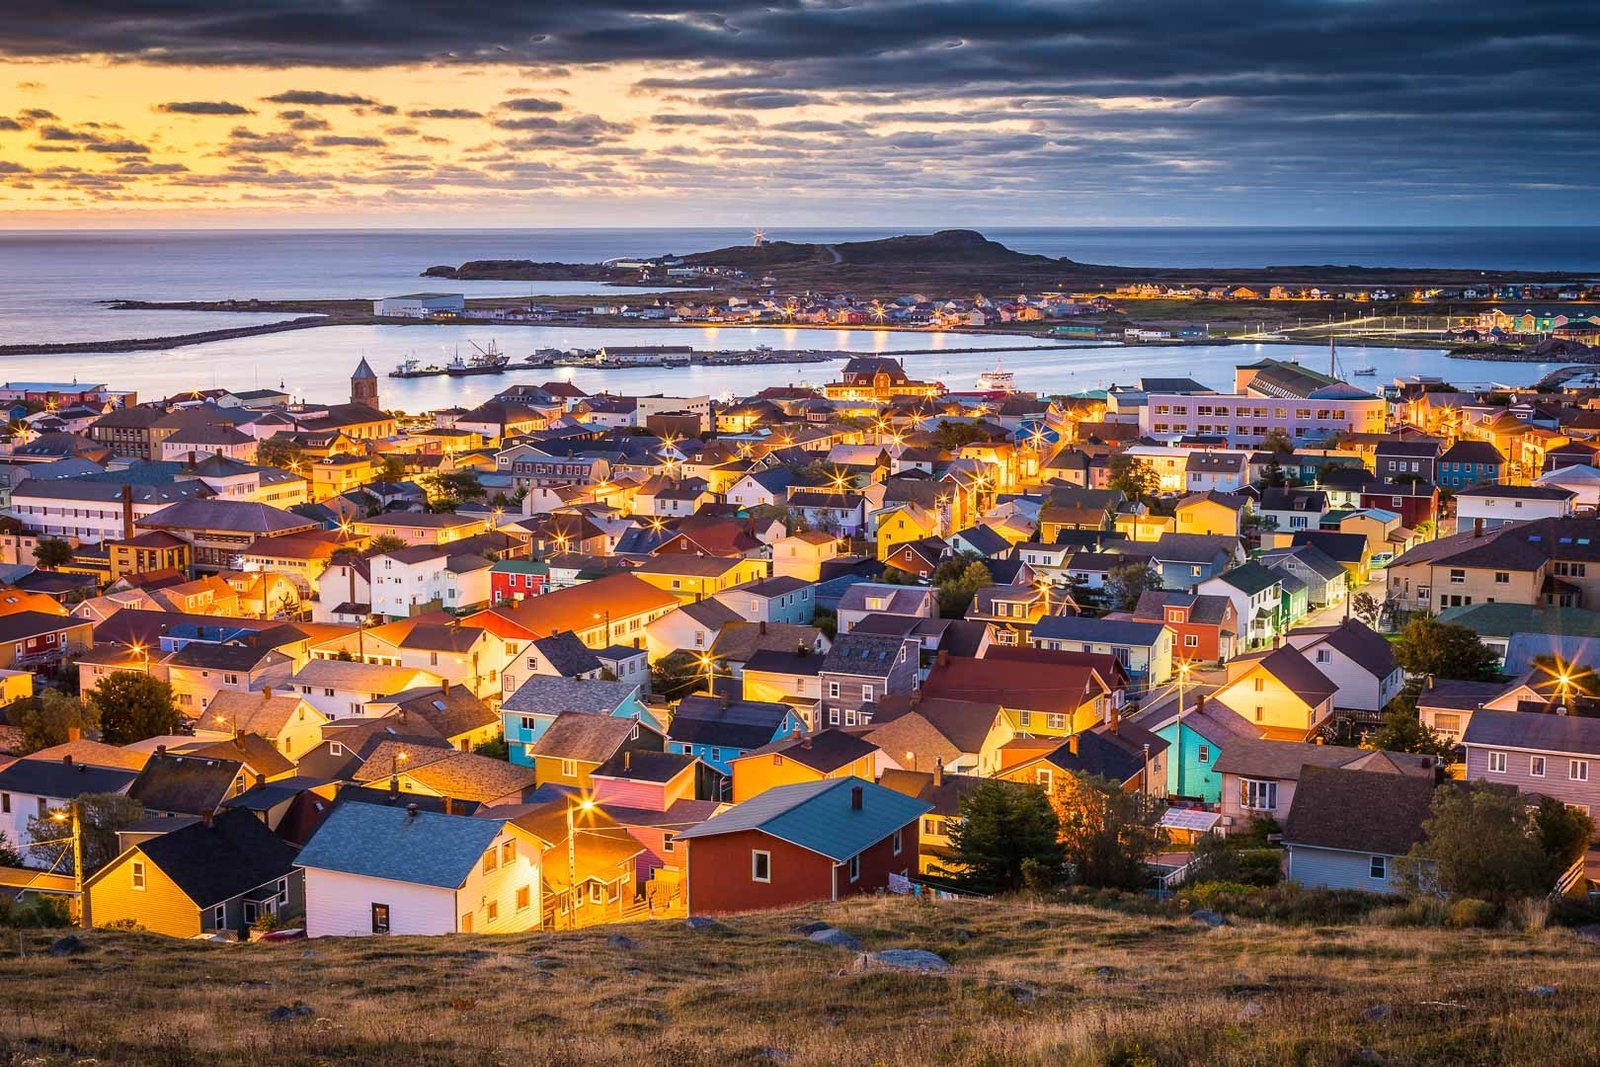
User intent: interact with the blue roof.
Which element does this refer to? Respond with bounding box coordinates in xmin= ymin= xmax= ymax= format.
xmin=675 ymin=778 xmax=930 ymax=862
xmin=295 ymin=801 xmax=505 ymax=889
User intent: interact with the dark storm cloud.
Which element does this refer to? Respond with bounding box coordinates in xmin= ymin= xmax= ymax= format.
xmin=157 ymin=100 xmax=254 ymax=115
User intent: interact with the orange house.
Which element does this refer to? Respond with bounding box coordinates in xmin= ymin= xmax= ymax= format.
xmin=729 ymin=729 xmax=880 ymax=804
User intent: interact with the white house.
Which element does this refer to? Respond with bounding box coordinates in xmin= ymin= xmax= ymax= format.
xmin=296 ymin=802 xmax=546 ymax=937
xmin=370 ymin=545 xmax=493 ymax=618
xmin=1454 ymin=484 xmax=1575 ymax=531
xmin=0 ymin=754 xmax=139 ymax=855
xmin=282 ymin=659 xmax=443 ymax=721
xmin=1284 ymin=620 xmax=1405 ymax=713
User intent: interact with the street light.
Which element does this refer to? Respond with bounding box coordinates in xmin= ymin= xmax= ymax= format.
xmin=566 ymin=797 xmax=596 ymax=929
xmin=49 ymin=804 xmax=87 ymax=929
xmin=1174 ymin=661 xmax=1193 ymax=797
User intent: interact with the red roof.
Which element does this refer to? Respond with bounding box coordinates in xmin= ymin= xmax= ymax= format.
xmin=465 ymin=573 xmax=678 ymax=640
xmin=924 ymin=655 xmax=1107 ymax=715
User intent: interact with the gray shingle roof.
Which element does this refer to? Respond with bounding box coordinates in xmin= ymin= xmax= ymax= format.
xmin=1032 ymin=615 xmax=1168 ymax=647
xmin=1462 ymin=709 xmax=1600 ymax=757
xmin=675 ymin=777 xmax=930 ymax=861
xmin=1283 ymin=765 xmax=1436 ymax=856
xmin=295 ymin=801 xmax=505 ymax=889
xmin=500 ymin=676 xmax=642 ymax=716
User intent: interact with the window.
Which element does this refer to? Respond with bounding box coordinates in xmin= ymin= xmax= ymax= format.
xmin=893 ymin=829 xmax=903 ymax=855
xmin=213 ymin=904 xmax=227 ymax=929
xmin=1241 ymin=778 xmax=1278 ymax=811
xmin=844 ymin=709 xmax=859 ymax=726
xmin=1254 ymin=677 xmax=1265 ymax=692
xmin=1531 ymin=756 xmax=1546 ymax=777
xmin=502 ymin=840 xmax=516 ymax=865
xmin=0 ymin=794 xmax=8 ymax=814
xmin=847 ymin=854 xmax=861 ymax=882
xmin=862 ymin=685 xmax=875 ymax=703
xmin=1255 ymin=706 xmax=1264 ymax=722
xmin=1487 ymin=751 xmax=1507 ymax=774
xmin=1184 ymin=634 xmax=1198 ymax=648
xmin=486 ymin=900 xmax=499 ymax=923
xmin=516 ymin=886 xmax=531 ymax=912
xmin=1197 ymin=744 xmax=1211 ymax=763
xmin=1316 ymin=649 xmax=1331 ymax=664
xmin=710 ymin=747 xmax=722 ymax=763
xmin=1046 ymin=713 xmax=1066 ymax=730
xmin=1369 ymin=856 xmax=1388 ymax=880
xmin=1036 ymin=768 xmax=1054 ymax=791
xmin=662 ymin=832 xmax=675 ymax=854
xmin=483 ymin=848 xmax=499 ymax=874
xmin=1019 ymin=711 xmax=1032 ymax=727
xmin=461 ymin=912 xmax=473 ymax=933
xmin=1494 ymin=572 xmax=1510 ymax=585
xmin=131 ymin=861 xmax=146 ymax=891
xmin=828 ymin=681 xmax=840 ymax=699
xmin=371 ymin=903 xmax=391 ymax=934
xmin=751 ymin=850 xmax=771 ymax=883
xmin=1572 ymin=760 xmax=1590 ymax=782
xmin=1449 ymin=569 xmax=1466 ymax=585
xmin=559 ymin=759 xmax=578 ymax=778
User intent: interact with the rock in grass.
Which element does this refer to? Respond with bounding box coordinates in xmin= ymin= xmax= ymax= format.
xmin=1362 ymin=1003 xmax=1391 ymax=1023
xmin=684 ymin=916 xmax=721 ymax=931
xmin=807 ymin=927 xmax=863 ymax=952
xmin=855 ymin=949 xmax=952 ymax=974
xmin=1529 ymin=985 xmax=1557 ymax=998
xmin=792 ymin=920 xmax=832 ymax=935
xmin=605 ymin=934 xmax=637 ymax=950
xmin=1189 ymin=909 xmax=1229 ymax=928
xmin=47 ymin=935 xmax=87 ymax=957
xmin=267 ymin=1003 xmax=315 ymax=1023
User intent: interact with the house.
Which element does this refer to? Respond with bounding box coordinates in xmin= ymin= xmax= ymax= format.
xmin=877 ymin=763 xmax=988 ymax=874
xmin=1184 ymin=454 xmax=1250 ymax=494
xmin=1129 ymin=590 xmax=1239 ymax=664
xmin=0 ymin=612 xmax=94 ymax=671
xmin=1374 ymin=439 xmax=1442 ymax=484
xmin=1258 ymin=543 xmax=1348 ymax=611
xmin=1436 ymin=440 xmax=1505 ymax=490
xmin=0 ymin=754 xmax=139 ymax=853
xmin=771 ymin=531 xmax=841 ymax=581
xmin=835 ymin=583 xmax=937 ymax=634
xmin=711 ymin=576 xmax=815 ymax=626
xmin=128 ymin=751 xmax=246 ymax=819
xmin=1214 ymin=737 xmax=1436 ymax=824
xmin=282 ymin=659 xmax=443 ymax=723
xmin=351 ymin=511 xmax=487 ymax=548
xmin=863 ymin=696 xmax=1004 ymax=777
xmin=729 ymin=729 xmax=879 ymax=804
xmin=366 ymin=684 xmax=501 ymax=753
xmin=667 ymin=694 xmax=804 ymax=777
xmin=922 ymin=652 xmax=1118 ymax=764
xmin=369 ymin=544 xmax=493 ymax=618
xmin=741 ymin=649 xmax=826 ymax=728
xmin=644 ymin=599 xmax=742 ymax=660
xmin=526 ymin=712 xmax=664 ymax=790
xmin=1128 ymin=533 xmax=1243 ymax=590
xmin=818 ymin=632 xmax=921 ymax=728
xmin=468 ymin=572 xmax=680 ymax=651
xmin=1383 ymin=517 xmax=1600 ymax=615
xmin=1196 ymin=563 xmax=1284 ymax=648
xmin=1461 ymin=709 xmax=1600 ymax=812
xmin=1357 ymin=481 xmax=1438 ymax=533
xmin=1455 ymin=484 xmax=1576 ymax=531
xmin=631 ymin=554 xmax=769 ymax=605
xmin=882 ymin=536 xmax=951 ymax=580
xmin=1174 ymin=491 xmax=1248 ymax=536
xmin=1150 ymin=697 xmax=1263 ymax=803
xmin=1210 ymin=643 xmax=1338 ymax=741
xmin=85 ymin=810 xmax=302 ymax=938
xmin=137 ymin=499 xmax=319 ymax=573
xmin=296 ymin=801 xmax=547 ymax=936
xmin=500 ymin=796 xmax=647 ymax=927
xmin=1257 ymin=488 xmax=1329 ymax=535
xmin=500 ymin=677 xmax=653 ymax=764
xmin=995 ymin=719 xmax=1168 ymax=795
xmin=1282 ymin=765 xmax=1436 ymax=893
xmin=676 ymin=778 xmax=929 ymax=913
xmin=587 ymin=751 xmax=719 ymax=900
xmin=202 ymin=688 xmax=329 ymax=761
xmin=1284 ymin=620 xmax=1405 ymax=715
xmin=1030 ymin=616 xmax=1174 ymax=684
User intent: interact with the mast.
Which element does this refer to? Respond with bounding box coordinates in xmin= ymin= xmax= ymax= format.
xmin=1329 ymin=332 xmax=1336 ymax=378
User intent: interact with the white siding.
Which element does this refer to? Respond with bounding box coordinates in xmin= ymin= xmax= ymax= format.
xmin=302 ymin=867 xmax=456 ymax=937
xmin=1285 ymin=844 xmax=1401 ymax=893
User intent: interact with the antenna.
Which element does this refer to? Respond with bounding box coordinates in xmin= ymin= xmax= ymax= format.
xmin=1329 ymin=332 xmax=1337 ymax=379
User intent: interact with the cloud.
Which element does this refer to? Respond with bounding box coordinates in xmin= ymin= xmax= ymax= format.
xmin=498 ymin=97 xmax=564 ymax=113
xmin=651 ymin=114 xmax=732 ymax=126
xmin=263 ymin=89 xmax=379 ymax=106
xmin=0 ymin=117 xmax=22 ymax=131
xmin=85 ymin=139 xmax=150 ymax=153
xmin=157 ymin=100 xmax=253 ymax=115
xmin=699 ymin=91 xmax=815 ymax=110
xmin=408 ymin=108 xmax=483 ymax=119
xmin=313 ymin=134 xmax=387 ymax=147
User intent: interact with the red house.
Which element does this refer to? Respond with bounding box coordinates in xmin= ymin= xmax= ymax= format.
xmin=1127 ymin=590 xmax=1239 ymax=663
xmin=676 ymin=778 xmax=930 ymax=913
xmin=489 ymin=560 xmax=549 ymax=605
xmin=1359 ymin=481 xmax=1438 ymax=530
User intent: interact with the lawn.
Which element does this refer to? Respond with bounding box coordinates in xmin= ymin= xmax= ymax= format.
xmin=2 ymin=895 xmax=1598 ymax=1065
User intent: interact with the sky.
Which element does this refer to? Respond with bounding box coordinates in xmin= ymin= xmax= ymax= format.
xmin=0 ymin=1 xmax=1596 ymax=229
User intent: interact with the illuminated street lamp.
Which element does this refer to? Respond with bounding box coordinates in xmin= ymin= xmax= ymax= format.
xmin=566 ymin=797 xmax=596 ymax=928
xmin=48 ymin=804 xmax=87 ymax=929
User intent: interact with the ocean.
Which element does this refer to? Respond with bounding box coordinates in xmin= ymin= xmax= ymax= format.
xmin=0 ymin=226 xmax=1590 ymax=400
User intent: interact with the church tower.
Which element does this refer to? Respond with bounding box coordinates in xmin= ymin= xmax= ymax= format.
xmin=351 ymin=357 xmax=379 ymax=409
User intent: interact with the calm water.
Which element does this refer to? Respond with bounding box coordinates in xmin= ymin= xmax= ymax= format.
xmin=0 ymin=324 xmax=1557 ymax=409
xmin=1 ymin=227 xmax=1595 ymax=345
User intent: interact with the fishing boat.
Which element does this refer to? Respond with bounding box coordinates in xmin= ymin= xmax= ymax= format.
xmin=975 ymin=363 xmax=1017 ymax=393
xmin=445 ymin=340 xmax=512 ymax=376
xmin=1352 ymin=366 xmax=1377 ymax=376
xmin=389 ymin=355 xmax=445 ymax=379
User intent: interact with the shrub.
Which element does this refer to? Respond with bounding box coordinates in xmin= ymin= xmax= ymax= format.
xmin=1505 ymin=896 xmax=1550 ymax=933
xmin=1444 ymin=898 xmax=1498 ymax=928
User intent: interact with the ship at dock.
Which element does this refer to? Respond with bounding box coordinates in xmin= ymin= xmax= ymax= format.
xmin=975 ymin=363 xmax=1018 ymax=393
xmin=446 ymin=340 xmax=511 ymax=375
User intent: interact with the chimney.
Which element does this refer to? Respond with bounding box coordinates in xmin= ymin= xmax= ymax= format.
xmin=263 ymin=686 xmax=272 ymax=700
xmin=121 ymin=484 xmax=135 ymax=540
xmin=1068 ymin=733 xmax=1080 ymax=756
xmin=1194 ymin=694 xmax=1205 ymax=715
xmin=759 ymin=620 xmax=767 ymax=635
xmin=254 ymin=773 xmax=266 ymax=789
xmin=156 ymin=744 xmax=167 ymax=756
xmin=1426 ymin=674 xmax=1435 ymax=691
xmin=66 ymin=726 xmax=81 ymax=743
xmin=62 ymin=753 xmax=72 ymax=767
xmin=389 ymin=775 xmax=400 ymax=797
xmin=936 ymin=649 xmax=950 ymax=669
xmin=443 ymin=797 xmax=455 ymax=816
xmin=1109 ymin=702 xmax=1120 ymax=735
xmin=850 ymin=784 xmax=863 ymax=810
xmin=932 ymin=757 xmax=944 ymax=787
xmin=188 ymin=450 xmax=197 ymax=470
xmin=441 ymin=678 xmax=451 ymax=695
xmin=406 ymin=802 xmax=420 ymax=819
xmin=801 ymin=733 xmax=813 ymax=750
xmin=202 ymin=809 xmax=213 ymax=829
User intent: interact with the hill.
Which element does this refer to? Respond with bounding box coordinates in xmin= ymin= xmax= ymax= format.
xmin=4 ymin=896 xmax=1598 ymax=1065
xmin=679 ymin=228 xmax=1067 ymax=270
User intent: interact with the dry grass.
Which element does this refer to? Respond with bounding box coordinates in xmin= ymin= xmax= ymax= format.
xmin=2 ymin=896 xmax=1599 ymax=1065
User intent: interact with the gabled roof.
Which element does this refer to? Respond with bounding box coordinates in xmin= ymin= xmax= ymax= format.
xmin=1290 ymin=619 xmax=1397 ymax=678
xmin=738 ymin=728 xmax=878 ymax=773
xmin=1461 ymin=708 xmax=1600 ymax=756
xmin=1032 ymin=615 xmax=1168 ymax=647
xmin=1213 ymin=737 xmax=1435 ymax=779
xmin=295 ymin=801 xmax=507 ymax=889
xmin=529 ymin=712 xmax=648 ymax=763
xmin=500 ymin=676 xmax=641 ymax=716
xmin=675 ymin=777 xmax=929 ymax=862
xmin=669 ymin=694 xmax=793 ymax=749
xmin=1210 ymin=561 xmax=1281 ymax=596
xmin=97 ymin=809 xmax=299 ymax=908
xmin=1283 ymin=765 xmax=1436 ymax=856
xmin=128 ymin=752 xmax=244 ymax=815
xmin=1226 ymin=644 xmax=1338 ymax=706
xmin=0 ymin=757 xmax=137 ymax=799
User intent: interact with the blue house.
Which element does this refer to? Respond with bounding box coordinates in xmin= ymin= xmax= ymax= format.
xmin=665 ymin=694 xmax=803 ymax=776
xmin=1151 ymin=699 xmax=1263 ymax=803
xmin=499 ymin=677 xmax=655 ymax=767
xmin=1436 ymin=440 xmax=1505 ymax=490
xmin=1135 ymin=533 xmax=1243 ymax=591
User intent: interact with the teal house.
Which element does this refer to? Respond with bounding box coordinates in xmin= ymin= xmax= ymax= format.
xmin=498 ymin=677 xmax=656 ymax=767
xmin=1153 ymin=700 xmax=1262 ymax=803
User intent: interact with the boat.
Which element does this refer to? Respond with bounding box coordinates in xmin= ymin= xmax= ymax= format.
xmin=975 ymin=364 xmax=1017 ymax=393
xmin=445 ymin=340 xmax=512 ymax=376
xmin=1352 ymin=366 xmax=1377 ymax=376
xmin=389 ymin=355 xmax=445 ymax=379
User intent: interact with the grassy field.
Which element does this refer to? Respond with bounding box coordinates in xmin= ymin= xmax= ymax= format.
xmin=3 ymin=896 xmax=1599 ymax=1066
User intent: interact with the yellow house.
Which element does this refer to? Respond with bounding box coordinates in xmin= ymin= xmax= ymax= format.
xmin=1175 ymin=492 xmax=1246 ymax=537
xmin=107 ymin=531 xmax=192 ymax=583
xmin=1210 ymin=644 xmax=1337 ymax=741
xmin=729 ymin=730 xmax=878 ymax=803
xmin=308 ymin=454 xmax=379 ymax=502
xmin=631 ymin=554 xmax=768 ymax=604
xmin=1114 ymin=511 xmax=1174 ymax=543
xmin=85 ymin=810 xmax=302 ymax=939
xmin=771 ymin=531 xmax=841 ymax=581
xmin=876 ymin=503 xmax=942 ymax=560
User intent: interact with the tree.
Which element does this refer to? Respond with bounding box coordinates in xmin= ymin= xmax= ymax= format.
xmin=88 ymin=673 xmax=180 ymax=745
xmin=26 ymin=793 xmax=144 ymax=877
xmin=1365 ymin=684 xmax=1454 ymax=758
xmin=1260 ymin=428 xmax=1295 ymax=455
xmin=1350 ymin=591 xmax=1382 ymax=628
xmin=255 ymin=437 xmax=305 ymax=471
xmin=1106 ymin=562 xmax=1162 ymax=612
xmin=1049 ymin=774 xmax=1169 ymax=890
xmin=941 ymin=781 xmax=1064 ymax=894
xmin=651 ymin=651 xmax=712 ymax=702
xmin=32 ymin=537 xmax=72 ymax=570
xmin=937 ymin=560 xmax=992 ymax=618
xmin=363 ymin=534 xmax=409 ymax=558
xmin=1392 ymin=616 xmax=1501 ymax=681
xmin=1106 ymin=453 xmax=1158 ymax=503
xmin=0 ymin=830 xmax=22 ymax=869
xmin=378 ymin=454 xmax=407 ymax=482
xmin=930 ymin=420 xmax=995 ymax=452
xmin=14 ymin=689 xmax=98 ymax=754
xmin=1397 ymin=783 xmax=1589 ymax=905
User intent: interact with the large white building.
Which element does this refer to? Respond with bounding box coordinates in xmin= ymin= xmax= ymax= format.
xmin=1140 ymin=357 xmax=1385 ymax=447
xmin=372 ymin=293 xmax=465 ymax=318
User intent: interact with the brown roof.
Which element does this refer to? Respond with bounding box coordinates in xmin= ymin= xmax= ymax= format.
xmin=739 ymin=728 xmax=878 ymax=773
xmin=866 ymin=696 xmax=1002 ymax=757
xmin=29 ymin=739 xmax=149 ymax=772
xmin=203 ymin=690 xmax=317 ymax=738
xmin=1283 ymin=765 xmax=1436 ymax=855
xmin=924 ymin=655 xmax=1107 ymax=715
xmin=402 ymin=751 xmax=537 ymax=804
xmin=529 ymin=713 xmax=646 ymax=763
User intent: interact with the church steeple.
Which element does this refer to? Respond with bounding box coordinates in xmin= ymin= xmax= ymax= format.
xmin=351 ymin=357 xmax=379 ymax=409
